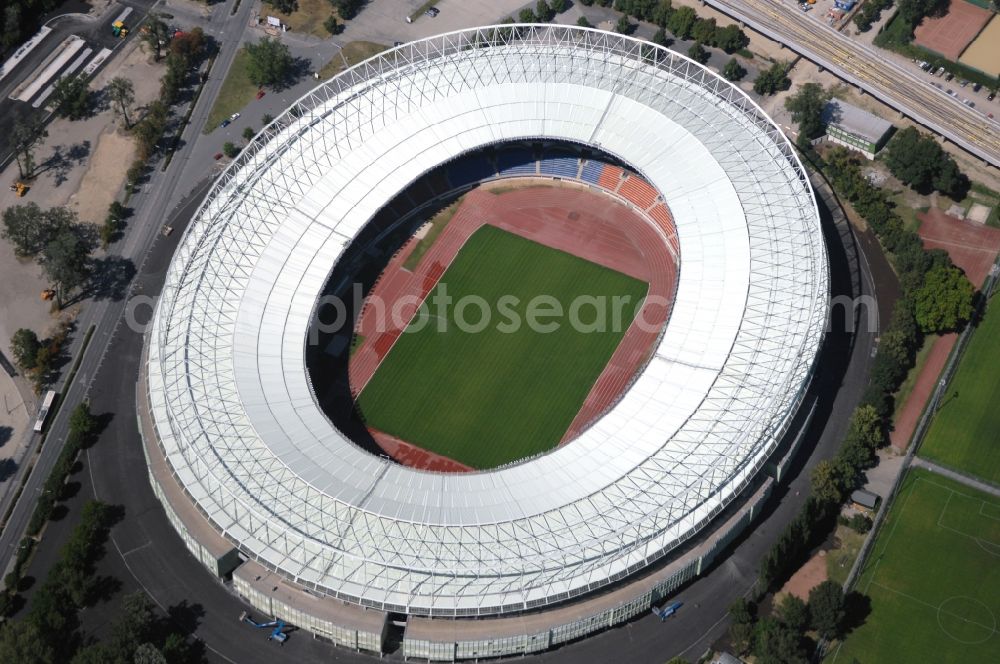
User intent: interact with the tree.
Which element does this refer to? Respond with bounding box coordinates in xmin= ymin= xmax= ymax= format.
xmin=262 ymin=113 xmax=274 ymax=125
xmin=245 ymin=38 xmax=294 ymax=88
xmin=2 ymin=203 xmax=46 ymax=256
xmin=848 ymin=513 xmax=872 ymax=533
xmin=687 ymin=42 xmax=709 ymax=64
xmin=242 ymin=126 xmax=256 ymax=141
xmin=0 ymin=620 xmax=56 ymax=663
xmin=551 ymin=0 xmax=568 ymax=11
xmin=776 ymin=593 xmax=809 ymax=633
xmin=810 ymin=459 xmax=844 ymax=505
xmin=536 ymin=0 xmax=554 ymax=21
xmin=651 ymin=27 xmax=670 ymax=46
xmin=330 ymin=0 xmax=363 ymax=20
xmin=10 ymin=328 xmax=40 ymax=371
xmin=809 ymin=580 xmax=845 ymax=639
xmin=50 ymin=75 xmax=90 ymax=120
xmin=324 ymin=14 xmax=340 ymax=34
xmin=898 ymin=0 xmax=947 ymax=26
xmin=41 ymin=226 xmax=91 ymax=309
xmin=577 ymin=16 xmax=593 ymax=28
xmin=169 ymin=27 xmax=206 ymax=62
xmin=691 ymin=17 xmax=716 ymax=45
xmin=518 ymin=8 xmax=536 ymax=22
xmin=615 ymin=15 xmax=632 ymax=33
xmin=142 ymin=13 xmax=170 ymax=62
xmin=667 ymin=6 xmax=697 ymax=39
xmin=932 ymin=156 xmax=969 ymax=199
xmin=784 ymin=82 xmax=830 ymax=140
xmin=722 ymin=57 xmax=746 ymax=81
xmin=753 ymin=617 xmax=807 ymax=663
xmin=108 ymin=77 xmax=135 ymax=128
xmin=266 ymin=0 xmax=297 ymax=13
xmin=753 ymin=61 xmax=790 ymax=95
xmin=68 ymin=402 xmax=97 ymax=438
xmin=11 ymin=112 xmax=48 ymax=180
xmin=728 ymin=598 xmax=756 ymax=654
xmin=914 ymin=264 xmax=974 ymax=332
xmin=223 ymin=142 xmax=240 ymax=158
xmin=715 ymin=24 xmax=748 ymax=52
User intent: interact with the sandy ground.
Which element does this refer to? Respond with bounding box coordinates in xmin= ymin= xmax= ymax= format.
xmin=959 ymin=16 xmax=1000 ymax=78
xmin=779 ymin=549 xmax=828 ymax=600
xmin=68 ymin=129 xmax=136 ymax=224
xmin=0 ymin=36 xmax=161 ymax=361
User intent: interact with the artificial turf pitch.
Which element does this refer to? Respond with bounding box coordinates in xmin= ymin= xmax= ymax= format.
xmin=355 ymin=225 xmax=648 ymax=469
xmin=920 ymin=296 xmax=1000 ymax=484
xmin=828 ymin=468 xmax=1000 ymax=663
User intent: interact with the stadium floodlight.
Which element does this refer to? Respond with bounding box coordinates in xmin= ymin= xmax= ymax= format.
xmin=143 ymin=25 xmax=828 ymax=619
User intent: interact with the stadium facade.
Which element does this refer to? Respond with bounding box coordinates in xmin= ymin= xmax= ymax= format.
xmin=139 ymin=25 xmax=829 ymax=658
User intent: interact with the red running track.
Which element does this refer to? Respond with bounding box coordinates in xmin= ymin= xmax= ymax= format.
xmin=350 ymin=182 xmax=678 ymax=471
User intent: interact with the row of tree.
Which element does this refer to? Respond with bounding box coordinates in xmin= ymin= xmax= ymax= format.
xmin=754 ymin=139 xmax=976 ymax=595
xmin=729 ymin=581 xmax=853 ymax=663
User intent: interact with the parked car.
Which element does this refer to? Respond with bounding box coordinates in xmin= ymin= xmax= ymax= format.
xmin=988 ymin=91 xmax=996 ymax=101
xmin=972 ymin=83 xmax=981 ymax=92
xmin=426 ymin=7 xmax=440 ymax=17
xmin=256 ymin=89 xmax=265 ymax=100
xmin=945 ymin=72 xmax=954 ymax=81
xmin=213 ymin=152 xmax=223 ymax=160
xmin=959 ymin=79 xmax=969 ymax=87
xmin=230 ymin=112 xmax=241 ymax=121
xmin=935 ymin=66 xmax=946 ymax=77
xmin=220 ymin=119 xmax=230 ymax=128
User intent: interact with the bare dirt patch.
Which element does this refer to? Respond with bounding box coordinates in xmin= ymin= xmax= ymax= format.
xmin=779 ymin=549 xmax=828 ymax=601
xmin=959 ymin=15 xmax=1000 ymax=77
xmin=68 ymin=129 xmax=136 ymax=225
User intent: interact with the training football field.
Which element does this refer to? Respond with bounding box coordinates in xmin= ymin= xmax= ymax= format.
xmin=829 ymin=468 xmax=1000 ymax=663
xmin=356 ymin=225 xmax=648 ymax=469
xmin=920 ymin=296 xmax=1000 ymax=483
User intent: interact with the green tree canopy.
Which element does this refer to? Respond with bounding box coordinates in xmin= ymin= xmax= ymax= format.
xmin=244 ymin=38 xmax=294 ymax=89
xmin=715 ymin=24 xmax=748 ymax=52
xmin=41 ymin=226 xmax=91 ymax=308
xmin=108 ymin=76 xmax=135 ymax=128
xmin=722 ymin=57 xmax=746 ymax=81
xmin=687 ymin=42 xmax=709 ymax=64
xmin=776 ymin=593 xmax=809 ymax=633
xmin=784 ymin=82 xmax=830 ymax=140
xmin=810 ymin=459 xmax=844 ymax=505
xmin=667 ymin=6 xmax=697 ymax=39
xmin=11 ymin=112 xmax=48 ymax=180
xmin=753 ymin=62 xmax=790 ymax=96
xmin=753 ymin=617 xmax=807 ymax=663
xmin=808 ymin=580 xmax=846 ymax=639
xmin=691 ymin=17 xmax=716 ymax=44
xmin=10 ymin=328 xmax=40 ymax=371
xmin=51 ymin=75 xmax=90 ymax=120
xmin=914 ymin=264 xmax=974 ymax=332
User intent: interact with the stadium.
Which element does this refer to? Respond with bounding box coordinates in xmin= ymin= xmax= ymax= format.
xmin=138 ymin=25 xmax=829 ymax=659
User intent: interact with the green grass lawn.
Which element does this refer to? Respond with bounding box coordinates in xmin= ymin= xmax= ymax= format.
xmin=826 ymin=525 xmax=866 ymax=588
xmin=356 ymin=225 xmax=647 ymax=469
xmin=919 ymin=298 xmax=1000 ymax=483
xmin=828 ymin=468 xmax=1000 ymax=663
xmin=317 ymin=41 xmax=387 ymax=80
xmin=204 ymin=48 xmax=258 ymax=134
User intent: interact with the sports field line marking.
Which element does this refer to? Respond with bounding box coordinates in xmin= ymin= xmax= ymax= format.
xmin=862 ymin=474 xmax=921 ymax=595
xmin=919 ymin=476 xmax=1000 ymax=508
xmin=932 ymin=482 xmax=1000 ymax=556
xmin=870 ymin=582 xmax=1000 ymax=637
xmin=980 ymin=502 xmax=1000 ymax=523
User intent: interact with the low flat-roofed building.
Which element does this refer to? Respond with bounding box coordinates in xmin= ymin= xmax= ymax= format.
xmin=851 ymin=489 xmax=881 ymax=512
xmin=822 ymin=100 xmax=893 ymax=159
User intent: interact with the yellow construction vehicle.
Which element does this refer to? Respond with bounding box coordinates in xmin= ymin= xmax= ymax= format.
xmin=9 ymin=181 xmax=27 ymax=197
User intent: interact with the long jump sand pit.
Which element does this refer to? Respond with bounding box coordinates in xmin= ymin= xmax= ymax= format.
xmin=913 ymin=0 xmax=992 ymax=61
xmin=959 ymin=16 xmax=1000 ymax=77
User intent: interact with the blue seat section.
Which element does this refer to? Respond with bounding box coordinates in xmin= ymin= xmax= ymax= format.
xmin=445 ymin=154 xmax=496 ymax=189
xmin=579 ymin=159 xmax=603 ymax=184
xmin=539 ymin=152 xmax=580 ymax=178
xmin=496 ymin=148 xmax=537 ymax=176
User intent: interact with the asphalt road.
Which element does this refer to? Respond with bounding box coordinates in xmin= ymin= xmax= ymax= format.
xmin=6 ymin=176 xmax=881 ymax=664
xmin=1 ymin=5 xmax=887 ymax=661
xmin=0 ymin=0 xmax=257 ymax=581
xmin=704 ymin=0 xmax=1000 ymax=166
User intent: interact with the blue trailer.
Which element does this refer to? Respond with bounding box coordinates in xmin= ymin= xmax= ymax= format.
xmin=239 ymin=611 xmax=288 ymax=643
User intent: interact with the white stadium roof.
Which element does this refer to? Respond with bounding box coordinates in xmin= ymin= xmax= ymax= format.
xmin=145 ymin=25 xmax=828 ymax=616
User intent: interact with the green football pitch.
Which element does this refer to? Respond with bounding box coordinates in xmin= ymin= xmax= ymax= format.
xmin=828 ymin=468 xmax=1000 ymax=663
xmin=355 ymin=225 xmax=648 ymax=469
xmin=920 ymin=296 xmax=1000 ymax=484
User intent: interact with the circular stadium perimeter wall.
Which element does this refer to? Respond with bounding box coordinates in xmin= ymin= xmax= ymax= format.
xmin=141 ymin=24 xmax=828 ymax=649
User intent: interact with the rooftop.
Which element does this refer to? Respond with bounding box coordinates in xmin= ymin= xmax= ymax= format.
xmin=823 ymin=99 xmax=893 ymax=143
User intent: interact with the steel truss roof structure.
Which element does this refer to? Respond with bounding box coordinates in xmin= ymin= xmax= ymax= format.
xmin=145 ymin=25 xmax=828 ymax=616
